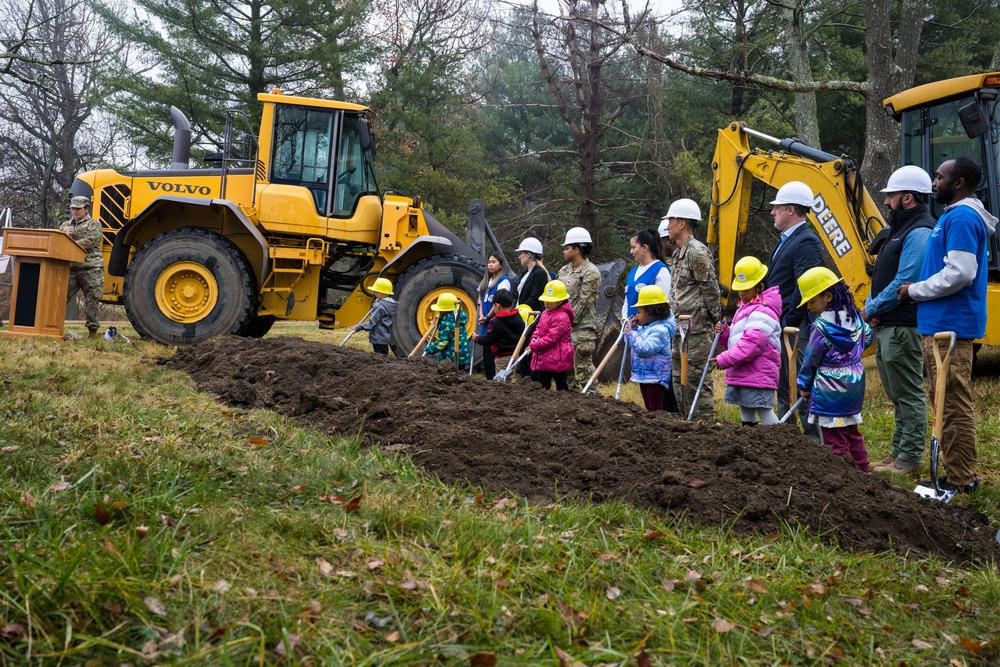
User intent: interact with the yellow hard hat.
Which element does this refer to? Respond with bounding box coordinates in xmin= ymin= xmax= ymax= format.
xmin=372 ymin=277 xmax=394 ymax=295
xmin=731 ymin=256 xmax=767 ymax=291
xmin=517 ymin=303 xmax=534 ymax=323
xmin=538 ymin=280 xmax=569 ymax=302
xmin=635 ymin=285 xmax=668 ymax=308
xmin=797 ymin=267 xmax=843 ymax=306
xmin=431 ymin=292 xmax=458 ymax=311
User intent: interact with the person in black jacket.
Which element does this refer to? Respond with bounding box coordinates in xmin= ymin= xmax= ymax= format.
xmin=768 ymin=181 xmax=823 ymax=441
xmin=863 ymin=166 xmax=935 ymax=474
xmin=473 ymin=289 xmax=525 ymax=380
xmin=515 ymin=237 xmax=548 ymax=312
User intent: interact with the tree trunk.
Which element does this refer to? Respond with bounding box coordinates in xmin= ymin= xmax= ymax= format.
xmin=780 ymin=0 xmax=820 ymax=147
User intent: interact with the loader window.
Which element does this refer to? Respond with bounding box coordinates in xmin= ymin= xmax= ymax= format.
xmin=332 ymin=115 xmax=378 ymax=217
xmin=271 ymin=106 xmax=336 ymax=214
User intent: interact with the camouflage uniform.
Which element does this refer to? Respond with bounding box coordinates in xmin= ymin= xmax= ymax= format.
xmin=59 ymin=202 xmax=104 ymax=335
xmin=557 ymin=259 xmax=601 ymax=392
xmin=670 ymin=236 xmax=722 ymax=420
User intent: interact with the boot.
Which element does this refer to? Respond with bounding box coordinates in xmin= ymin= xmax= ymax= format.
xmin=88 ymin=329 xmax=99 ymax=340
xmin=741 ymin=421 xmax=757 ymax=427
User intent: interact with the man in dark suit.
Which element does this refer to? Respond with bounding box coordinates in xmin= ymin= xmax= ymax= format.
xmin=768 ymin=181 xmax=823 ymax=440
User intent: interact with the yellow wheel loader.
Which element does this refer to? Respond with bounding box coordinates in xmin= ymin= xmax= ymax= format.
xmin=710 ymin=72 xmax=1000 ymax=346
xmin=70 ymin=91 xmax=489 ymax=350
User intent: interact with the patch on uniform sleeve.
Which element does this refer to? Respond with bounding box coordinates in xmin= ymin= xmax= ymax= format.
xmin=692 ymin=255 xmax=712 ymax=281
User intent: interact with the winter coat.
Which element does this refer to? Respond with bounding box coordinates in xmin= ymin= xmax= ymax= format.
xmin=426 ymin=310 xmax=471 ymax=366
xmin=625 ymin=315 xmax=675 ymax=385
xmin=715 ymin=286 xmax=782 ymax=390
xmin=479 ymin=309 xmax=525 ymax=356
xmin=529 ymin=302 xmax=575 ymax=372
xmin=797 ymin=310 xmax=874 ymax=418
xmin=357 ymin=297 xmax=397 ymax=346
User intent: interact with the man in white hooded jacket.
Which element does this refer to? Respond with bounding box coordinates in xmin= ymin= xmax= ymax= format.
xmin=898 ymin=157 xmax=997 ymax=495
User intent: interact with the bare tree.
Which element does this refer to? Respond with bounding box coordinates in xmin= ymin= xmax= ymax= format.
xmin=0 ymin=0 xmax=128 ymax=227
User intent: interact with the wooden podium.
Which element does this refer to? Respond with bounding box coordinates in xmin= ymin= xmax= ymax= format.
xmin=0 ymin=228 xmax=86 ymax=339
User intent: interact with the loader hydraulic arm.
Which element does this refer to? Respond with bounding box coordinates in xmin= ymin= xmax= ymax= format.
xmin=707 ymin=122 xmax=887 ymax=309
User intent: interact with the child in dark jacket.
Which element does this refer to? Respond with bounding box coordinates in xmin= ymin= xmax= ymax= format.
xmin=796 ymin=267 xmax=874 ymax=472
xmin=473 ymin=289 xmax=524 ymax=380
xmin=354 ymin=277 xmax=398 ymax=355
xmin=425 ymin=292 xmax=471 ymax=368
xmin=529 ymin=280 xmax=575 ymax=390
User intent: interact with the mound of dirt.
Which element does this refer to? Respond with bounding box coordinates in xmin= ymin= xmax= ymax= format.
xmin=163 ymin=336 xmax=999 ymax=563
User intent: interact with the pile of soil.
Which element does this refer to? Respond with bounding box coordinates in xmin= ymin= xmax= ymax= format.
xmin=164 ymin=336 xmax=999 ymax=563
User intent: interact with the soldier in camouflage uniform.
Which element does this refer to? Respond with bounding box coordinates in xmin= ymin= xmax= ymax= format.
xmin=59 ymin=196 xmax=104 ymax=339
xmin=663 ymin=199 xmax=722 ymax=420
xmin=557 ymin=227 xmax=602 ymax=393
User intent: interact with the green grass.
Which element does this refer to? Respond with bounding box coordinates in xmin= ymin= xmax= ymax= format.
xmin=1 ymin=324 xmax=998 ymax=665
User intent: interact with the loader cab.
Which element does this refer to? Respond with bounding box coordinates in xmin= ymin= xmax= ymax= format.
xmin=889 ymin=74 xmax=1000 ymax=273
xmin=264 ymin=94 xmax=379 ymax=219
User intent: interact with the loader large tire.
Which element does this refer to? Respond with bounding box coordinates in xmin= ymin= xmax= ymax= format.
xmin=391 ymin=253 xmax=485 ymax=358
xmin=124 ymin=228 xmax=256 ymax=346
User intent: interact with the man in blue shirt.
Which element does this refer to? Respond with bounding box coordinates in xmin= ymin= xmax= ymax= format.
xmin=863 ymin=166 xmax=934 ymax=474
xmin=899 ymin=157 xmax=997 ymax=494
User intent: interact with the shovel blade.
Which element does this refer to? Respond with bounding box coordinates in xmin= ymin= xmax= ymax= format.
xmin=913 ymin=481 xmax=956 ymax=503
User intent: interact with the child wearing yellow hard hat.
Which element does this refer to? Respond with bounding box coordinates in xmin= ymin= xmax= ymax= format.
xmin=713 ymin=257 xmax=782 ymax=425
xmin=796 ymin=267 xmax=874 ymax=472
xmin=528 ymin=280 xmax=575 ymax=390
xmin=354 ymin=277 xmax=398 ymax=355
xmin=425 ymin=292 xmax=471 ymax=368
xmin=622 ymin=285 xmax=677 ymax=411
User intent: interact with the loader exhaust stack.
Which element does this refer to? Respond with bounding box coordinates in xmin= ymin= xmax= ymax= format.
xmin=170 ymin=106 xmax=191 ymax=169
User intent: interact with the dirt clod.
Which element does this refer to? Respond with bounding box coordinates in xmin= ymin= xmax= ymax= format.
xmin=164 ymin=336 xmax=999 ymax=563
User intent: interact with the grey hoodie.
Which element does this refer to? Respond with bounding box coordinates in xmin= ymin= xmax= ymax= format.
xmin=357 ymin=297 xmax=398 ymax=345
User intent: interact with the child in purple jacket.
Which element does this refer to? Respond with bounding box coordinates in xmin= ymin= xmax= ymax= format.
xmin=529 ymin=280 xmax=575 ymax=390
xmin=714 ymin=257 xmax=782 ymax=426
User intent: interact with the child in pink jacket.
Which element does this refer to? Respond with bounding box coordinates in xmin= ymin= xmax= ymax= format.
xmin=529 ymin=280 xmax=576 ymax=391
xmin=714 ymin=257 xmax=782 ymax=426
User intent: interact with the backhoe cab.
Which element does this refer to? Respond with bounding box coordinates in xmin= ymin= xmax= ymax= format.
xmin=709 ymin=71 xmax=1000 ymax=346
xmin=70 ymin=91 xmax=486 ymax=350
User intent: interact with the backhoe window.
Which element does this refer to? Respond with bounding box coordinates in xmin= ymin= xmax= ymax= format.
xmin=271 ymin=106 xmax=335 ymax=214
xmin=332 ymin=115 xmax=378 ymax=217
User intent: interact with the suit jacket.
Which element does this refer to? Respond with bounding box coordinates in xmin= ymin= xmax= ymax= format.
xmin=768 ymin=223 xmax=823 ymax=329
xmin=517 ymin=265 xmax=549 ymax=312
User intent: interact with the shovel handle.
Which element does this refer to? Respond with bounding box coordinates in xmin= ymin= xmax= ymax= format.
xmin=930 ymin=331 xmax=956 ymax=442
xmin=505 ymin=312 xmax=540 ymax=372
xmin=677 ymin=315 xmax=692 ymax=385
xmin=783 ymin=326 xmax=799 ymax=391
xmin=339 ymin=306 xmax=376 ymax=347
xmin=778 ymin=397 xmax=804 ymax=423
xmin=408 ymin=318 xmax=439 ymax=358
xmin=582 ymin=326 xmax=627 ymax=393
xmin=687 ymin=321 xmax=725 ymax=421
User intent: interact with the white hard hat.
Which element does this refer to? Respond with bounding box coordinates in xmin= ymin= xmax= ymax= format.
xmin=770 ymin=181 xmax=815 ymax=207
xmin=563 ymin=226 xmax=592 ymax=245
xmin=515 ymin=237 xmax=543 ymax=254
xmin=880 ymin=165 xmax=932 ymax=194
xmin=657 ymin=217 xmax=670 ymax=238
xmin=665 ymin=198 xmax=702 ymax=222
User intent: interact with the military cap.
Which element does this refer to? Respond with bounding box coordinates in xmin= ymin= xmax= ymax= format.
xmin=70 ymin=196 xmax=91 ymax=209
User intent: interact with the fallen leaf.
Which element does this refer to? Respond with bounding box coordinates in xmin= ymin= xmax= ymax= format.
xmin=912 ymin=639 xmax=932 ymax=650
xmin=290 ymin=483 xmax=308 ymax=493
xmin=384 ymin=630 xmax=400 ymax=642
xmin=745 ymin=577 xmax=767 ymax=593
xmin=344 ymin=495 xmax=363 ymax=512
xmin=273 ymin=633 xmax=300 ymax=657
xmin=111 ymin=500 xmax=129 ymax=510
xmin=95 ymin=503 xmax=111 ymax=525
xmin=605 ymin=586 xmax=622 ymax=600
xmin=712 ymin=617 xmax=736 ymax=633
xmin=686 ymin=478 xmax=709 ymax=489
xmin=316 ymin=558 xmax=334 ymax=577
xmin=136 ymin=525 xmax=149 ymax=539
xmin=959 ymin=637 xmax=988 ymax=655
xmin=367 ymin=558 xmax=385 ymax=570
xmin=554 ymin=646 xmax=586 ymax=667
xmin=19 ymin=493 xmax=35 ymax=508
xmin=915 ymin=584 xmax=930 ymax=593
xmin=213 ymin=580 xmax=231 ymax=593
xmin=1 ymin=446 xmax=20 ymax=453
xmin=642 ymin=530 xmax=666 ymax=540
xmin=935 ymin=576 xmax=951 ymax=587
xmin=0 ymin=623 xmax=26 ymax=640
xmin=661 ymin=578 xmax=678 ymax=591
xmin=493 ymin=497 xmax=517 ymax=510
xmin=102 ymin=538 xmax=119 ymax=558
xmin=140 ymin=639 xmax=159 ymax=660
xmin=803 ymin=583 xmax=826 ymax=596
xmin=684 ymin=570 xmax=702 ymax=582
xmin=49 ymin=481 xmax=72 ymax=492
xmin=637 ymin=649 xmax=652 ymax=667
xmin=246 ymin=437 xmax=269 ymax=446
xmin=143 ymin=596 xmax=168 ymax=617
xmin=469 ymin=652 xmax=497 ymax=666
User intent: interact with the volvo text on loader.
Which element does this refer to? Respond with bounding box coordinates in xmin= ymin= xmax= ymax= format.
xmin=708 ymin=72 xmax=1000 ymax=346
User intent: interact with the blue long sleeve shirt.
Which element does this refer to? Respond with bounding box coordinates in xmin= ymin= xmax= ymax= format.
xmin=865 ymin=227 xmax=931 ymax=317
